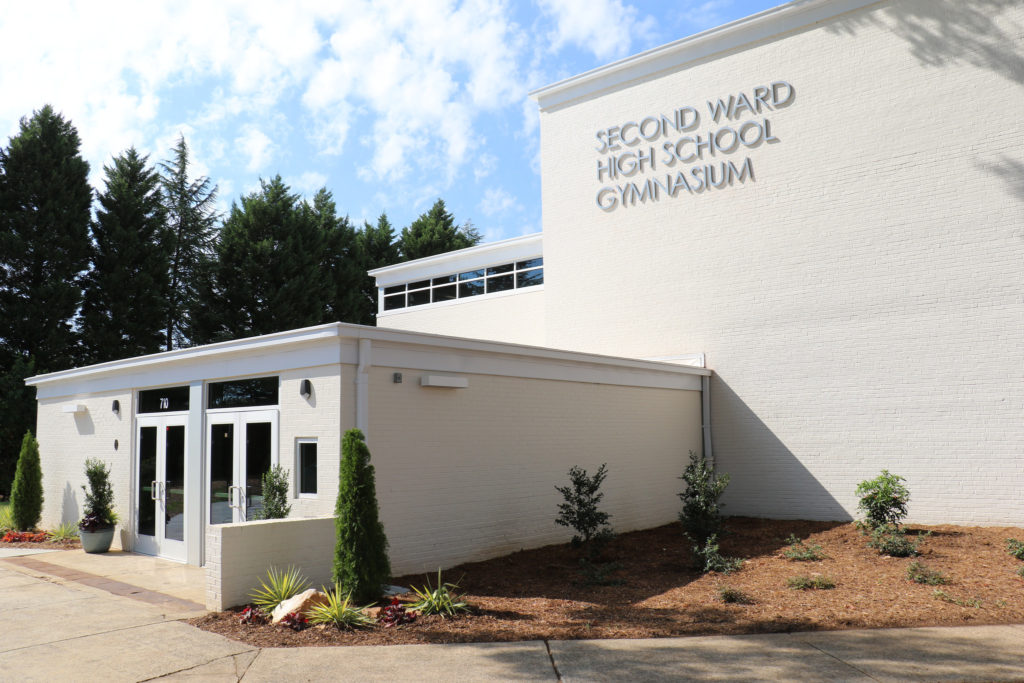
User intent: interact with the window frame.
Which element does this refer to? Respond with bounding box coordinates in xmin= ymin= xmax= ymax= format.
xmin=379 ymin=256 xmax=543 ymax=312
xmin=295 ymin=438 xmax=318 ymax=498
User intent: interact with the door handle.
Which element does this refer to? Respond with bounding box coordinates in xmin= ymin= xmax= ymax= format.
xmin=228 ymin=485 xmax=240 ymax=509
xmin=151 ymin=481 xmax=158 ymax=501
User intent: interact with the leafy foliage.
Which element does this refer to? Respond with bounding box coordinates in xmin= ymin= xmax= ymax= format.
xmin=787 ymin=574 xmax=835 ymax=590
xmin=0 ymin=502 xmax=13 ymax=532
xmin=377 ymin=597 xmax=417 ymax=628
xmin=80 ymin=457 xmax=115 ymax=529
xmin=696 ymin=535 xmax=743 ymax=574
xmin=855 ymin=470 xmax=910 ymax=530
xmin=238 ymin=605 xmax=269 ymax=625
xmin=1006 ymin=539 xmax=1024 ymax=561
xmin=678 ymin=451 xmax=736 ymax=572
xmin=278 ymin=611 xmax=309 ymax=631
xmin=408 ymin=570 xmax=470 ymax=618
xmin=555 ymin=463 xmax=613 ymax=549
xmin=333 ymin=429 xmax=390 ymax=604
xmin=718 ymin=586 xmax=755 ymax=604
xmin=782 ymin=534 xmax=826 ymax=561
xmin=868 ymin=524 xmax=925 ymax=557
xmin=47 ymin=521 xmax=79 ymax=542
xmin=933 ymin=589 xmax=980 ymax=608
xmin=250 ymin=566 xmax=310 ymax=612
xmin=257 ymin=465 xmax=291 ymax=520
xmin=307 ymin=584 xmax=375 ymax=629
xmin=907 ymin=561 xmax=949 ymax=585
xmin=10 ymin=432 xmax=43 ymax=531
xmin=3 ymin=530 xmax=48 ymax=543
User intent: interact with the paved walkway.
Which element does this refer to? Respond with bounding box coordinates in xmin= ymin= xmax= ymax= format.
xmin=1 ymin=550 xmax=1023 ymax=682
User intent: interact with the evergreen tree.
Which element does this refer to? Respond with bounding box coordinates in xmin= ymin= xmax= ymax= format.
xmin=0 ymin=105 xmax=90 ymax=495
xmin=80 ymin=148 xmax=170 ymax=363
xmin=313 ymin=188 xmax=362 ymax=324
xmin=193 ymin=176 xmax=331 ymax=342
xmin=333 ymin=428 xmax=390 ymax=603
xmin=353 ymin=213 xmax=401 ymax=325
xmin=398 ymin=198 xmax=481 ymax=261
xmin=10 ymin=431 xmax=42 ymax=531
xmin=160 ymin=136 xmax=219 ymax=350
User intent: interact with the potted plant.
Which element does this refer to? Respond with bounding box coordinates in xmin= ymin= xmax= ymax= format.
xmin=79 ymin=458 xmax=117 ymax=553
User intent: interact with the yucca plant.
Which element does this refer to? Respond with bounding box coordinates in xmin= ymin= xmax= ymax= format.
xmin=47 ymin=521 xmax=79 ymax=542
xmin=0 ymin=504 xmax=14 ymax=533
xmin=307 ymin=583 xmax=374 ymax=629
xmin=408 ymin=570 xmax=470 ymax=618
xmin=249 ymin=566 xmax=309 ymax=612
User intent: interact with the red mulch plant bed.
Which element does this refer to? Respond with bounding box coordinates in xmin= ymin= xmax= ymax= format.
xmin=190 ymin=518 xmax=1024 ymax=647
xmin=1 ymin=531 xmax=80 ymax=549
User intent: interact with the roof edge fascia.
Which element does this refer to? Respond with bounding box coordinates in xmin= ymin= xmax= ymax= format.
xmin=528 ymin=0 xmax=882 ymax=111
xmin=368 ymin=232 xmax=543 ymax=278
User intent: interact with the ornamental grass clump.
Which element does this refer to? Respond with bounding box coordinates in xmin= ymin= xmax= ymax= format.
xmin=250 ymin=565 xmax=309 ymax=612
xmin=333 ymin=429 xmax=391 ymax=604
xmin=307 ymin=583 xmax=374 ymax=630
xmin=408 ymin=570 xmax=470 ymax=618
xmin=10 ymin=432 xmax=43 ymax=531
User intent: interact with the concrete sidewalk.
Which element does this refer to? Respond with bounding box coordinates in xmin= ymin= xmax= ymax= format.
xmin=1 ymin=555 xmax=1023 ymax=682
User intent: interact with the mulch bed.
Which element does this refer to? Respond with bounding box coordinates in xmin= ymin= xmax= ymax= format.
xmin=0 ymin=538 xmax=81 ymax=550
xmin=190 ymin=518 xmax=1024 ymax=647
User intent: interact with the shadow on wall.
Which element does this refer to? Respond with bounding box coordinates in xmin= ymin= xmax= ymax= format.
xmin=73 ymin=411 xmax=94 ymax=436
xmin=61 ymin=482 xmax=79 ymax=525
xmin=710 ymin=374 xmax=851 ymax=522
xmin=826 ymin=0 xmax=1024 ymax=85
xmin=980 ymin=156 xmax=1024 ymax=204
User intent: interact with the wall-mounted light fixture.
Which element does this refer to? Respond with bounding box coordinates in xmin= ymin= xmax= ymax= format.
xmin=300 ymin=379 xmax=312 ymax=399
xmin=112 ymin=399 xmax=120 ymax=416
xmin=62 ymin=404 xmax=87 ymax=414
xmin=393 ymin=372 xmax=403 ymax=384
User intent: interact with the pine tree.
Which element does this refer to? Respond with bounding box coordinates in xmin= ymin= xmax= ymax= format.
xmin=160 ymin=136 xmax=219 ymax=350
xmin=333 ymin=428 xmax=390 ymax=604
xmin=80 ymin=148 xmax=170 ymax=363
xmin=0 ymin=357 xmax=35 ymax=497
xmin=354 ymin=213 xmax=401 ymax=324
xmin=10 ymin=431 xmax=42 ymax=531
xmin=193 ymin=176 xmax=330 ymax=342
xmin=313 ymin=188 xmax=362 ymax=324
xmin=398 ymin=198 xmax=481 ymax=261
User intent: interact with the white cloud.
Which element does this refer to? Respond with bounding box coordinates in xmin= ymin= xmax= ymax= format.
xmin=289 ymin=171 xmax=328 ymax=195
xmin=479 ymin=187 xmax=522 ymax=216
xmin=235 ymin=127 xmax=274 ymax=173
xmin=537 ymin=0 xmax=656 ymax=60
xmin=474 ymin=153 xmax=498 ymax=182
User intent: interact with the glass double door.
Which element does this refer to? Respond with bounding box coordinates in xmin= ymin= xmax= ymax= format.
xmin=136 ymin=415 xmax=187 ymax=561
xmin=208 ymin=410 xmax=277 ymax=524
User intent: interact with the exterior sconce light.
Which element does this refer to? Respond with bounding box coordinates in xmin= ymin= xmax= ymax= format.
xmin=112 ymin=399 xmax=120 ymax=416
xmin=300 ymin=379 xmax=312 ymax=399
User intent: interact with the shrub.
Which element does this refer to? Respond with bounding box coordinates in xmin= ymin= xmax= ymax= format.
xmin=868 ymin=524 xmax=924 ymax=557
xmin=782 ymin=534 xmax=826 ymax=561
xmin=238 ymin=605 xmax=269 ymax=625
xmin=80 ymin=458 xmax=116 ymax=530
xmin=257 ymin=465 xmax=291 ymax=520
xmin=250 ymin=565 xmax=309 ymax=612
xmin=278 ymin=611 xmax=309 ymax=631
xmin=697 ymin=534 xmax=743 ymax=574
xmin=678 ymin=450 xmax=730 ymax=568
xmin=408 ymin=570 xmax=470 ymax=618
xmin=555 ymin=463 xmax=613 ymax=550
xmin=907 ymin=560 xmax=949 ymax=585
xmin=718 ymin=586 xmax=755 ymax=604
xmin=1006 ymin=539 xmax=1024 ymax=561
xmin=307 ymin=584 xmax=374 ymax=629
xmin=788 ymin=574 xmax=835 ymax=590
xmin=10 ymin=432 xmax=43 ymax=531
xmin=855 ymin=470 xmax=909 ymax=530
xmin=333 ymin=429 xmax=390 ymax=604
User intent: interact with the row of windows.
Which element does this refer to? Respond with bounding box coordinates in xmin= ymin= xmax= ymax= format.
xmin=137 ymin=377 xmax=280 ymax=414
xmin=382 ymin=257 xmax=544 ymax=311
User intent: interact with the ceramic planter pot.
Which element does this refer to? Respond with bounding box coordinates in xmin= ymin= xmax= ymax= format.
xmin=79 ymin=527 xmax=115 ymax=553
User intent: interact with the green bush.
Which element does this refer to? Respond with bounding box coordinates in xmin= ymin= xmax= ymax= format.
xmin=10 ymin=432 xmax=43 ymax=531
xmin=787 ymin=574 xmax=835 ymax=590
xmin=81 ymin=458 xmax=116 ymax=528
xmin=555 ymin=463 xmax=613 ymax=550
xmin=868 ymin=524 xmax=925 ymax=557
xmin=333 ymin=429 xmax=390 ymax=604
xmin=678 ymin=451 xmax=735 ymax=572
xmin=257 ymin=465 xmax=291 ymax=520
xmin=855 ymin=470 xmax=909 ymax=530
xmin=250 ymin=565 xmax=309 ymax=612
xmin=1006 ymin=539 xmax=1024 ymax=561
xmin=697 ymin=534 xmax=743 ymax=574
xmin=782 ymin=534 xmax=826 ymax=561
xmin=906 ymin=560 xmax=949 ymax=585
xmin=718 ymin=586 xmax=754 ymax=604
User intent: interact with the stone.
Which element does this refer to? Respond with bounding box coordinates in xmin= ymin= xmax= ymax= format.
xmin=270 ymin=588 xmax=329 ymax=624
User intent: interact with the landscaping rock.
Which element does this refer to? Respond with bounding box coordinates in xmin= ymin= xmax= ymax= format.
xmin=271 ymin=589 xmax=329 ymax=624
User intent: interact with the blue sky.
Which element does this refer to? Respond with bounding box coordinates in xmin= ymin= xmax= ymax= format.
xmin=1 ymin=0 xmax=780 ymax=242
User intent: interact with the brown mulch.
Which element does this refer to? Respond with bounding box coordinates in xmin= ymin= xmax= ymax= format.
xmin=190 ymin=518 xmax=1024 ymax=647
xmin=0 ymin=539 xmax=81 ymax=550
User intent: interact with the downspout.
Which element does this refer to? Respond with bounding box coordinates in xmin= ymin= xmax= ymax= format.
xmin=701 ymin=374 xmax=714 ymax=468
xmin=356 ymin=338 xmax=372 ymax=438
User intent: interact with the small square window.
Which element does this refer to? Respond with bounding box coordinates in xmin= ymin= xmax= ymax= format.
xmin=297 ymin=440 xmax=317 ymax=496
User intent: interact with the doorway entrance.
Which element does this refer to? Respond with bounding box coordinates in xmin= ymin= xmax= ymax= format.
xmin=207 ymin=410 xmax=278 ymax=524
xmin=135 ymin=415 xmax=188 ymax=562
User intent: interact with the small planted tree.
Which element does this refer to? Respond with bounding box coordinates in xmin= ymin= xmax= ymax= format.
xmin=333 ymin=429 xmax=390 ymax=604
xmin=10 ymin=432 xmax=43 ymax=531
xmin=257 ymin=465 xmax=291 ymax=520
xmin=555 ymin=463 xmax=613 ymax=549
xmin=855 ymin=470 xmax=909 ymax=530
xmin=80 ymin=458 xmax=116 ymax=531
xmin=679 ymin=450 xmax=739 ymax=572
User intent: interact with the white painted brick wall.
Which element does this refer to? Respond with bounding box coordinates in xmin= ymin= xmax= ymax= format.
xmin=539 ymin=0 xmax=1024 ymax=525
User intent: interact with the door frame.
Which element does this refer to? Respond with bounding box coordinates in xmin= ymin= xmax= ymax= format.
xmin=134 ymin=413 xmax=189 ymax=562
xmin=205 ymin=408 xmax=279 ymax=524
